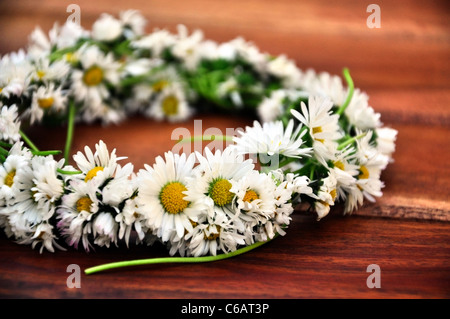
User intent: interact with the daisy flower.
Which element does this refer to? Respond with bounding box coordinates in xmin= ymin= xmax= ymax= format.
xmin=130 ymin=65 xmax=179 ymax=106
xmin=27 ymin=26 xmax=53 ymax=58
xmin=3 ymin=156 xmax=65 ymax=253
xmin=123 ymin=58 xmax=159 ymax=78
xmin=217 ymin=77 xmax=243 ymax=107
xmin=17 ymin=222 xmax=65 ymax=253
xmin=299 ymin=69 xmax=381 ymax=130
xmin=232 ymin=119 xmax=312 ymax=164
xmin=58 ymin=161 xmax=134 ymax=250
xmin=199 ymin=40 xmax=238 ymax=61
xmin=0 ymin=104 xmax=21 ymax=143
xmin=171 ymin=25 xmax=204 ymax=71
xmin=57 ymin=178 xmax=101 ymax=251
xmin=299 ymin=70 xmax=346 ymax=105
xmin=266 ymin=54 xmax=302 ymax=89
xmin=375 ymin=127 xmax=398 ymax=165
xmin=72 ymin=140 xmax=126 ymax=185
xmin=136 ymin=151 xmax=197 ymax=243
xmin=185 ymin=213 xmax=246 ymax=256
xmin=79 ymin=99 xmax=126 ymax=125
xmin=30 ymin=156 xmax=66 ymax=219
xmin=0 ymin=142 xmax=32 ymax=204
xmin=328 ymin=146 xmax=359 ymax=201
xmin=260 ymin=170 xmax=314 ymax=238
xmin=92 ymin=212 xmax=119 ymax=248
xmin=228 ymin=37 xmax=268 ymax=74
xmin=0 ymin=52 xmax=31 ymax=99
xmin=184 ymin=147 xmax=255 ymax=227
xmin=6 ymin=156 xmax=64 ymax=235
xmin=230 ymin=170 xmax=278 ymax=244
xmin=291 ymin=96 xmax=342 ymax=165
xmin=344 ymin=90 xmax=381 ymax=130
xmin=314 ymin=170 xmax=338 ymax=220
xmin=120 ymin=10 xmax=147 ymax=37
xmin=28 ymin=84 xmax=67 ymax=124
xmin=30 ymin=58 xmax=70 ymax=83
xmin=257 ymin=89 xmax=308 ymax=123
xmin=71 ymin=45 xmax=121 ymax=108
xmin=353 ymin=131 xmax=385 ymax=203
xmin=338 ymin=130 xmax=386 ymax=214
xmin=91 ymin=13 xmax=123 ymax=42
xmin=101 ymin=163 xmax=136 ymax=246
xmin=115 ymin=197 xmax=148 ymax=247
xmin=28 ymin=21 xmax=86 ymax=55
xmin=131 ymin=28 xmax=177 ymax=58
xmin=147 ymin=84 xmax=193 ymax=122
xmin=257 ymin=89 xmax=287 ymax=123
xmin=4 ymin=154 xmax=66 ymax=254
xmin=231 ymin=170 xmax=276 ymax=216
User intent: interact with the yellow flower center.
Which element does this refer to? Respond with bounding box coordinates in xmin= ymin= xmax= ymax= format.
xmin=76 ymin=196 xmax=93 ymax=213
xmin=159 ymin=182 xmax=189 ymax=214
xmin=36 ymin=70 xmax=46 ymax=79
xmin=65 ymin=52 xmax=77 ymax=63
xmin=319 ymin=201 xmax=330 ymax=208
xmin=330 ymin=189 xmax=337 ymax=201
xmin=204 ymin=226 xmax=221 ymax=241
xmin=152 ymin=80 xmax=169 ymax=92
xmin=209 ymin=179 xmax=234 ymax=207
xmin=4 ymin=170 xmax=16 ymax=187
xmin=85 ymin=166 xmax=104 ymax=182
xmin=359 ymin=165 xmax=370 ymax=179
xmin=312 ymin=126 xmax=324 ymax=143
xmin=37 ymin=97 xmax=54 ymax=109
xmin=162 ymin=95 xmax=179 ymax=116
xmin=83 ymin=66 xmax=104 ymax=86
xmin=243 ymin=190 xmax=259 ymax=203
xmin=334 ymin=161 xmax=345 ymax=171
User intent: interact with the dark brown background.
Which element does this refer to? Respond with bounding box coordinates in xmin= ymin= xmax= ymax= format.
xmin=0 ymin=0 xmax=449 ymax=298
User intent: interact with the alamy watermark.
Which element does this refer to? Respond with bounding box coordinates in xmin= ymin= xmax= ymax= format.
xmin=66 ymin=4 xmax=81 ymax=25
xmin=66 ymin=264 xmax=81 ymax=288
xmin=366 ymin=264 xmax=381 ymax=288
xmin=366 ymin=4 xmax=381 ymax=29
xmin=170 ymin=120 xmax=281 ymax=169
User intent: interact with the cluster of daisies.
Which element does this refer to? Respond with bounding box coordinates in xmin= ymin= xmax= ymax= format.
xmin=0 ymin=10 xmax=397 ymax=255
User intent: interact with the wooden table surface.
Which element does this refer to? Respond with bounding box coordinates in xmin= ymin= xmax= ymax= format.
xmin=0 ymin=0 xmax=449 ymax=299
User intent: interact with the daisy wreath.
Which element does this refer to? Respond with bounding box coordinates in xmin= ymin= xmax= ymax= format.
xmin=0 ymin=10 xmax=397 ymax=274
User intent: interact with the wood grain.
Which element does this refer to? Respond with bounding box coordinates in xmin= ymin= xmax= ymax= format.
xmin=0 ymin=0 xmax=449 ymax=299
xmin=1 ymin=214 xmax=449 ymax=299
xmin=1 ymin=0 xmax=449 ymax=90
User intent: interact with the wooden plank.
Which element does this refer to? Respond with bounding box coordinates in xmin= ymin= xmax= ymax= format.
xmin=0 ymin=0 xmax=448 ymax=299
xmin=0 ymin=0 xmax=449 ymax=89
xmin=0 ymin=214 xmax=448 ymax=298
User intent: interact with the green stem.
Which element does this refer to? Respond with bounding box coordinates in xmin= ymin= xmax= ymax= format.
xmin=278 ymin=157 xmax=298 ymax=169
xmin=85 ymin=236 xmax=276 ymax=275
xmin=0 ymin=146 xmax=9 ymax=156
xmin=19 ymin=130 xmax=39 ymax=152
xmin=0 ymin=141 xmax=12 ymax=148
xmin=57 ymin=168 xmax=83 ymax=175
xmin=337 ymin=132 xmax=367 ymax=150
xmin=336 ymin=68 xmax=354 ymax=116
xmin=64 ymin=101 xmax=77 ymax=165
xmin=32 ymin=150 xmax=62 ymax=156
xmin=309 ymin=165 xmax=315 ymax=180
